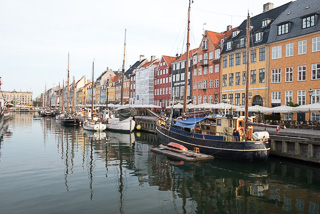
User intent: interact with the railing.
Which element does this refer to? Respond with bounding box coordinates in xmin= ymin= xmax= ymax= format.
xmin=265 ymin=120 xmax=320 ymax=130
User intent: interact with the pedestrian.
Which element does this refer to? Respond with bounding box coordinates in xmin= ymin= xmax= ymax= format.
xmin=233 ymin=129 xmax=240 ymax=141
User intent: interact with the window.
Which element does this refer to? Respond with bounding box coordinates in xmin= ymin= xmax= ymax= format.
xmin=297 ymin=90 xmax=306 ymax=105
xmin=242 ymin=52 xmax=246 ymax=64
xmin=251 ymin=49 xmax=256 ymax=63
xmin=198 ymin=54 xmax=202 ymax=62
xmin=235 ymin=93 xmax=240 ymax=105
xmin=209 ymin=95 xmax=213 ymax=104
xmin=259 ymin=48 xmax=265 ymax=61
xmin=255 ymin=32 xmax=263 ymax=42
xmin=242 ymin=71 xmax=246 ymax=85
xmin=259 ymin=69 xmax=265 ymax=83
xmin=209 ymin=65 xmax=213 ymax=74
xmin=286 ymin=43 xmax=293 ymax=57
xmin=228 ymin=94 xmax=233 ymax=105
xmin=298 ymin=40 xmax=307 ymax=55
xmin=198 ymin=67 xmax=202 ymax=76
xmin=176 ymin=63 xmax=180 ymax=70
xmin=176 ymin=74 xmax=180 ymax=81
xmin=203 ymin=96 xmax=207 ymax=104
xmin=198 ymin=96 xmax=202 ymax=104
xmin=181 ymin=73 xmax=185 ymax=81
xmin=209 ymin=51 xmax=214 ymax=60
xmin=285 ymin=67 xmax=293 ymax=82
xmin=250 ymin=70 xmax=256 ymax=84
xmin=193 ymin=55 xmax=197 ymax=65
xmin=215 ymin=49 xmax=220 ymax=59
xmin=203 ymin=67 xmax=207 ymax=75
xmin=272 ymin=91 xmax=281 ymax=103
xmin=242 ymin=93 xmax=245 ymax=105
xmin=209 ymin=80 xmax=213 ymax=88
xmin=215 ymin=64 xmax=219 ymax=73
xmin=232 ymin=31 xmax=238 ymax=37
xmin=235 ymin=72 xmax=241 ymax=85
xmin=271 ymin=69 xmax=281 ymax=83
xmin=278 ymin=23 xmax=289 ymax=35
xmin=214 ymin=79 xmax=219 ymax=88
xmin=302 ymin=15 xmax=316 ymax=29
xmin=298 ymin=65 xmax=306 ymax=81
xmin=223 ymin=57 xmax=227 ymax=68
xmin=173 ymin=74 xmax=175 ymax=82
xmin=229 ymin=73 xmax=234 ymax=86
xmin=193 ymin=68 xmax=197 ymax=76
xmin=222 ymin=74 xmax=227 ymax=87
xmin=272 ymin=46 xmax=282 ymax=59
xmin=312 ymin=89 xmax=320 ymax=103
xmin=181 ymin=61 xmax=185 ymax=69
xmin=262 ymin=19 xmax=270 ymax=27
xmin=312 ymin=36 xmax=320 ymax=52
xmin=193 ymin=81 xmax=197 ymax=89
xmin=285 ymin=91 xmax=293 ymax=105
xmin=202 ymin=39 xmax=208 ymax=50
xmin=229 ymin=55 xmax=234 ymax=67
xmin=239 ymin=38 xmax=245 ymax=48
xmin=312 ymin=63 xmax=320 ymax=80
xmin=227 ymin=41 xmax=232 ymax=50
xmin=236 ymin=53 xmax=241 ymax=65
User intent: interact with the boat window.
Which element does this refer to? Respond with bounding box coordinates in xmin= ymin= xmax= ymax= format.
xmin=217 ymin=119 xmax=221 ymax=126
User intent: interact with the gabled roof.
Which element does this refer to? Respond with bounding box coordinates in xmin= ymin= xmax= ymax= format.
xmin=173 ymin=48 xmax=198 ymax=62
xmin=124 ymin=58 xmax=148 ymax=79
xmin=268 ymin=0 xmax=320 ymax=43
xmin=206 ymin=31 xmax=225 ymax=47
xmin=221 ymin=2 xmax=291 ymax=54
xmin=141 ymin=59 xmax=159 ymax=68
xmin=162 ymin=55 xmax=176 ymax=66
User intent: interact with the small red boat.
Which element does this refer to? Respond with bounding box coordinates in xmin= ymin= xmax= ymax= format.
xmin=168 ymin=142 xmax=188 ymax=151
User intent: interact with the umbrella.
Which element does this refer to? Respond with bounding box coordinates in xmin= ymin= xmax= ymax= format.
xmin=293 ymin=103 xmax=320 ymax=112
xmin=238 ymin=105 xmax=271 ymax=113
xmin=265 ymin=105 xmax=296 ymax=113
xmin=211 ymin=103 xmax=238 ymax=110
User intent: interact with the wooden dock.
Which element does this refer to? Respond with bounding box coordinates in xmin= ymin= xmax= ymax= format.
xmin=151 ymin=144 xmax=214 ymax=161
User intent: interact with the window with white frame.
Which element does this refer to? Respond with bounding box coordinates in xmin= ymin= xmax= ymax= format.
xmin=262 ymin=19 xmax=270 ymax=27
xmin=172 ymin=74 xmax=175 ymax=82
xmin=173 ymin=64 xmax=176 ymax=71
xmin=223 ymin=57 xmax=227 ymax=68
xmin=181 ymin=73 xmax=185 ymax=81
xmin=312 ymin=63 xmax=320 ymax=80
xmin=193 ymin=55 xmax=197 ymax=65
xmin=285 ymin=67 xmax=293 ymax=82
xmin=272 ymin=45 xmax=282 ymax=59
xmin=302 ymin=15 xmax=315 ymax=29
xmin=297 ymin=90 xmax=306 ymax=105
xmin=198 ymin=67 xmax=202 ymax=75
xmin=169 ymin=77 xmax=171 ymax=82
xmin=255 ymin=32 xmax=263 ymax=42
xmin=176 ymin=63 xmax=180 ymax=70
xmin=188 ymin=71 xmax=191 ymax=79
xmin=202 ymin=39 xmax=208 ymax=50
xmin=194 ymin=68 xmax=197 ymax=76
xmin=180 ymin=86 xmax=184 ymax=97
xmin=166 ymin=87 xmax=168 ymax=94
xmin=271 ymin=69 xmax=281 ymax=83
xmin=160 ymin=78 xmax=162 ymax=84
xmin=277 ymin=23 xmax=289 ymax=35
xmin=193 ymin=96 xmax=196 ymax=104
xmin=286 ymin=43 xmax=293 ymax=57
xmin=209 ymin=65 xmax=213 ymax=74
xmin=203 ymin=67 xmax=207 ymax=75
xmin=312 ymin=36 xmax=320 ymax=52
xmin=285 ymin=90 xmax=293 ymax=105
xmin=198 ymin=96 xmax=202 ymax=104
xmin=312 ymin=89 xmax=320 ymax=103
xmin=298 ymin=65 xmax=306 ymax=81
xmin=193 ymin=81 xmax=197 ymax=89
xmin=228 ymin=94 xmax=233 ymax=105
xmin=209 ymin=51 xmax=213 ymax=60
xmin=272 ymin=91 xmax=281 ymax=103
xmin=235 ymin=93 xmax=240 ymax=105
xmin=214 ymin=79 xmax=219 ymax=88
xmin=215 ymin=64 xmax=219 ymax=73
xmin=298 ymin=40 xmax=307 ymax=55
xmin=239 ymin=38 xmax=245 ymax=48
xmin=250 ymin=70 xmax=256 ymax=84
xmin=209 ymin=80 xmax=213 ymax=88
xmin=209 ymin=95 xmax=213 ymax=104
xmin=236 ymin=53 xmax=241 ymax=65
xmin=227 ymin=41 xmax=232 ymax=50
xmin=169 ymin=87 xmax=171 ymax=94
xmin=176 ymin=74 xmax=180 ymax=81
xmin=215 ymin=49 xmax=220 ymax=59
xmin=259 ymin=69 xmax=265 ymax=83
xmin=181 ymin=61 xmax=185 ymax=69
xmin=203 ymin=95 xmax=207 ymax=103
xmin=235 ymin=72 xmax=241 ymax=85
xmin=198 ymin=54 xmax=202 ymax=62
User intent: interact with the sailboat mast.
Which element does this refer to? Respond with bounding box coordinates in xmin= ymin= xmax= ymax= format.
xmin=120 ymin=29 xmax=126 ymax=105
xmin=245 ymin=12 xmax=250 ymax=133
xmin=58 ymin=82 xmax=61 ymax=111
xmin=72 ymin=76 xmax=75 ymax=113
xmin=183 ymin=0 xmax=192 ymax=114
xmin=91 ymin=61 xmax=94 ymax=120
xmin=67 ymin=53 xmax=70 ymax=112
xmin=62 ymin=80 xmax=65 ymax=112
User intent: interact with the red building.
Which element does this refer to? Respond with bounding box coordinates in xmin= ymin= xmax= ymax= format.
xmin=154 ymin=55 xmax=175 ymax=109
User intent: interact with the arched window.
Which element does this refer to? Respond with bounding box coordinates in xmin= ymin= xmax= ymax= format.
xmin=252 ymin=95 xmax=263 ymax=106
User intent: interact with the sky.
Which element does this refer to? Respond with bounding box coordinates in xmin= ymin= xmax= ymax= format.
xmin=0 ymin=0 xmax=291 ymax=98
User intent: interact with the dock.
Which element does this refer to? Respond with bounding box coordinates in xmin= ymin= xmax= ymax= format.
xmin=151 ymin=144 xmax=214 ymax=161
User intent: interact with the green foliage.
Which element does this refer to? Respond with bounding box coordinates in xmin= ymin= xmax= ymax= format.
xmin=287 ymin=102 xmax=299 ymax=107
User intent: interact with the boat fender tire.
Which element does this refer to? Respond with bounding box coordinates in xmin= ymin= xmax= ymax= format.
xmin=238 ymin=127 xmax=244 ymax=137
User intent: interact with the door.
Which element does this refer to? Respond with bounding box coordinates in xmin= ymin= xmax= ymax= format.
xmin=297 ymin=113 xmax=305 ymax=122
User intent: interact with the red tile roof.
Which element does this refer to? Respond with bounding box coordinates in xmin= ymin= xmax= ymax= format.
xmin=162 ymin=55 xmax=176 ymax=66
xmin=174 ymin=48 xmax=198 ymax=62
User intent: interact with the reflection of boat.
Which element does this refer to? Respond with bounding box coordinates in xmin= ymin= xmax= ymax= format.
xmin=106 ymin=131 xmax=135 ymax=145
xmin=156 ymin=6 xmax=270 ymax=161
xmin=83 ymin=129 xmax=106 ymax=140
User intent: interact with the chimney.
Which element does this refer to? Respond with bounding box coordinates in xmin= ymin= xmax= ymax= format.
xmin=139 ymin=55 xmax=145 ymax=61
xmin=263 ymin=2 xmax=274 ymax=12
xmin=226 ymin=25 xmax=232 ymax=31
xmin=151 ymin=55 xmax=156 ymax=61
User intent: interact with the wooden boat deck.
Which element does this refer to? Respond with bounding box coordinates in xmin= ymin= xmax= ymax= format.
xmin=151 ymin=144 xmax=214 ymax=162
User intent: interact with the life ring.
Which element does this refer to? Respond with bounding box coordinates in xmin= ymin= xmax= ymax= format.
xmin=238 ymin=127 xmax=244 ymax=137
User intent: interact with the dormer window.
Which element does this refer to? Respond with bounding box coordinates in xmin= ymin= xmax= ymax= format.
xmin=232 ymin=30 xmax=239 ymax=38
xmin=255 ymin=32 xmax=263 ymax=42
xmin=302 ymin=14 xmax=316 ymax=29
xmin=277 ymin=23 xmax=290 ymax=35
xmin=202 ymin=39 xmax=208 ymax=50
xmin=226 ymin=41 xmax=232 ymax=50
xmin=262 ymin=19 xmax=270 ymax=27
xmin=239 ymin=38 xmax=245 ymax=48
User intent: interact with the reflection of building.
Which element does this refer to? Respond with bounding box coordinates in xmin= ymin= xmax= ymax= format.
xmin=2 ymin=90 xmax=33 ymax=106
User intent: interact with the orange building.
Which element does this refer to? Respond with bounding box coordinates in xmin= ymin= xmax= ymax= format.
xmin=267 ymin=0 xmax=320 ymax=121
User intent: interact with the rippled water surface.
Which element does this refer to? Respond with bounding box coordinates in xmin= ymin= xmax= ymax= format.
xmin=1 ymin=113 xmax=320 ymax=214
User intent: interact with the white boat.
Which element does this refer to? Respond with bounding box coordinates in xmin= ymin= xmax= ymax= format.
xmin=105 ymin=116 xmax=135 ymax=133
xmin=83 ymin=120 xmax=106 ymax=132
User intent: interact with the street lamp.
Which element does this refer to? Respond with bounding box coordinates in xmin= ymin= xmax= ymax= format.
xmin=308 ymin=88 xmax=313 ymax=121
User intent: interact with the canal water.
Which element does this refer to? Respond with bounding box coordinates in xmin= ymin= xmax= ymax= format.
xmin=1 ymin=113 xmax=320 ymax=214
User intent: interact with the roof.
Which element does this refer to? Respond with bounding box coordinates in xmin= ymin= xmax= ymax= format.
xmin=124 ymin=58 xmax=148 ymax=79
xmin=268 ymin=0 xmax=320 ymax=43
xmin=174 ymin=48 xmax=198 ymax=62
xmin=175 ymin=117 xmax=206 ymax=129
xmin=141 ymin=59 xmax=159 ymax=68
xmin=162 ymin=55 xmax=176 ymax=66
xmin=206 ymin=31 xmax=225 ymax=47
xmin=221 ymin=2 xmax=291 ymax=54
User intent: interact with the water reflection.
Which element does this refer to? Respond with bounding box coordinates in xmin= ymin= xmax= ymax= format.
xmin=1 ymin=113 xmax=320 ymax=214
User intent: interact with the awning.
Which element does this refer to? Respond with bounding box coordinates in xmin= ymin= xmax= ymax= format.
xmin=174 ymin=117 xmax=206 ymax=129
